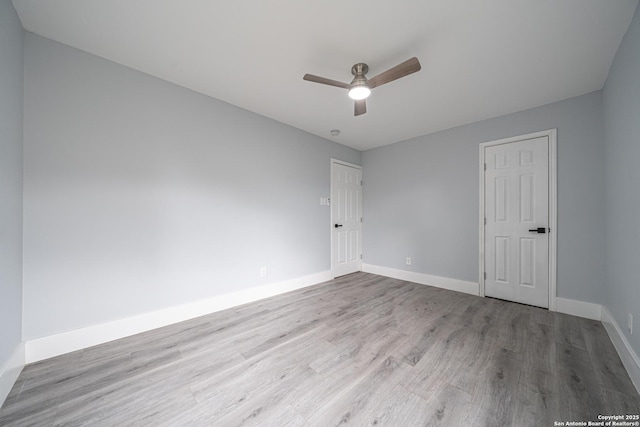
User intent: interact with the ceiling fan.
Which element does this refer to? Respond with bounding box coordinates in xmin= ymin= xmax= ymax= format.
xmin=303 ymin=57 xmax=421 ymax=116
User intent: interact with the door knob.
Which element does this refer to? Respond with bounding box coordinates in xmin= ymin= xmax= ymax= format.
xmin=334 ymin=224 xmax=343 ymax=228
xmin=528 ymin=227 xmax=546 ymax=234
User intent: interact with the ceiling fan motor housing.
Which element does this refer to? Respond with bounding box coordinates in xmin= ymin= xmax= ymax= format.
xmin=350 ymin=63 xmax=369 ymax=86
xmin=351 ymin=63 xmax=369 ymax=76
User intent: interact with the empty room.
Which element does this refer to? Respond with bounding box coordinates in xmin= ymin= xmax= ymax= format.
xmin=1 ymin=0 xmax=640 ymax=425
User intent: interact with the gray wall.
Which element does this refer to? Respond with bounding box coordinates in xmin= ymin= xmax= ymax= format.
xmin=22 ymin=34 xmax=360 ymax=340
xmin=603 ymin=4 xmax=640 ymax=356
xmin=0 ymin=0 xmax=24 ymax=368
xmin=15 ymin=8 xmax=640 ymax=359
xmin=362 ymin=91 xmax=605 ymax=304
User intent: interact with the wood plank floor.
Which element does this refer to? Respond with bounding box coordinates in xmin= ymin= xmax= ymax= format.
xmin=2 ymin=272 xmax=639 ymax=426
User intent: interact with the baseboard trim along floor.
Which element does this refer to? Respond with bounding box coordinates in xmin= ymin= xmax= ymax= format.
xmin=555 ymin=297 xmax=602 ymax=321
xmin=362 ymin=264 xmax=478 ymax=295
xmin=0 ymin=342 xmax=25 ymax=408
xmin=363 ymin=264 xmax=604 ymax=320
xmin=602 ymin=306 xmax=640 ymax=394
xmin=24 ymin=271 xmax=332 ymax=364
xmin=19 ymin=266 xmax=640 ymax=399
xmin=3 ymin=272 xmax=638 ymax=424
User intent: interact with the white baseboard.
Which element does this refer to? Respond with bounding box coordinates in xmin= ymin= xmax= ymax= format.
xmin=601 ymin=306 xmax=640 ymax=394
xmin=555 ymin=297 xmax=602 ymax=321
xmin=362 ymin=264 xmax=605 ymax=321
xmin=25 ymin=271 xmax=332 ymax=363
xmin=362 ymin=264 xmax=479 ymax=295
xmin=0 ymin=342 xmax=25 ymax=408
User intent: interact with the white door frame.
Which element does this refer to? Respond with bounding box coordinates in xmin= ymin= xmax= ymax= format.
xmin=330 ymin=158 xmax=363 ymax=278
xmin=478 ymin=129 xmax=557 ymax=311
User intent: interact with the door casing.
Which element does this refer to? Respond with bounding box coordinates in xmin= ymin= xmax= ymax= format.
xmin=478 ymin=129 xmax=557 ymax=311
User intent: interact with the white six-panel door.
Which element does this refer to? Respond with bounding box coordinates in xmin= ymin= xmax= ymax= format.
xmin=484 ymin=136 xmax=550 ymax=308
xmin=331 ymin=161 xmax=362 ymax=278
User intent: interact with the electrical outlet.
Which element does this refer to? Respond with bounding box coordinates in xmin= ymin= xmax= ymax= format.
xmin=406 ymin=257 xmax=412 ymax=265
xmin=628 ymin=313 xmax=633 ymax=335
xmin=260 ymin=266 xmax=267 ymax=278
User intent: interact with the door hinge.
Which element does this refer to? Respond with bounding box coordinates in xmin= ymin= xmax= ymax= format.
xmin=361 ymin=217 xmax=363 ymax=222
xmin=484 ymin=217 xmax=487 ymax=225
xmin=360 ymin=254 xmax=363 ymax=260
xmin=484 ymin=163 xmax=487 ymax=171
xmin=360 ymin=180 xmax=363 ymax=186
xmin=484 ymin=272 xmax=487 ymax=280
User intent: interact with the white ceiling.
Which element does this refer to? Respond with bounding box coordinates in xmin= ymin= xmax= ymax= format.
xmin=12 ymin=0 xmax=638 ymax=151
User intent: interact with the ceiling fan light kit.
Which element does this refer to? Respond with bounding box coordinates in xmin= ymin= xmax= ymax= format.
xmin=303 ymin=57 xmax=421 ymax=116
xmin=348 ymin=86 xmax=371 ymax=100
xmin=348 ymin=63 xmax=371 ymax=100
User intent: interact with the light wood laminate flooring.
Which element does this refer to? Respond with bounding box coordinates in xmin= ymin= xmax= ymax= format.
xmin=1 ymin=272 xmax=639 ymax=426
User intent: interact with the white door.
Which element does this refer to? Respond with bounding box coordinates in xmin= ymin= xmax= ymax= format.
xmin=331 ymin=161 xmax=362 ymax=277
xmin=484 ymin=136 xmax=549 ymax=308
